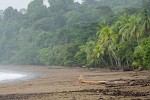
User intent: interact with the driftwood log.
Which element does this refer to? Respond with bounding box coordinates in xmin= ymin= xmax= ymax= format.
xmin=78 ymin=75 xmax=128 ymax=86
xmin=79 ymin=75 xmax=107 ymax=85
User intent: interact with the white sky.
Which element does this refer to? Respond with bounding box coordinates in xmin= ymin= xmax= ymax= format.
xmin=0 ymin=0 xmax=82 ymax=11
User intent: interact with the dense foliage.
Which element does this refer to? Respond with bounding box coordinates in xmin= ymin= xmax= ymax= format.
xmin=0 ymin=0 xmax=149 ymax=69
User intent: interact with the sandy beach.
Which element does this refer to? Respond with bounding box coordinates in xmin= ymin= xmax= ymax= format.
xmin=0 ymin=66 xmax=149 ymax=100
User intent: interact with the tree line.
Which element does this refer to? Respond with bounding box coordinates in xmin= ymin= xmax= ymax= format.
xmin=0 ymin=0 xmax=149 ymax=70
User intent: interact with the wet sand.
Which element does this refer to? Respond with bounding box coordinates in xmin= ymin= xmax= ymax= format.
xmin=0 ymin=66 xmax=149 ymax=100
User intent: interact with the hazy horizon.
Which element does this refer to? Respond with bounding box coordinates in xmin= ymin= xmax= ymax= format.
xmin=0 ymin=0 xmax=82 ymax=11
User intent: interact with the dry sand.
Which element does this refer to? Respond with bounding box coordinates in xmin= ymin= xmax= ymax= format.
xmin=0 ymin=66 xmax=149 ymax=100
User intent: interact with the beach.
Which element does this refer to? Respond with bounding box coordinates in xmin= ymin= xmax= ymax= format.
xmin=0 ymin=66 xmax=149 ymax=100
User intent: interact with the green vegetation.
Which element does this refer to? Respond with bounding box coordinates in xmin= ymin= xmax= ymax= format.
xmin=0 ymin=0 xmax=149 ymax=70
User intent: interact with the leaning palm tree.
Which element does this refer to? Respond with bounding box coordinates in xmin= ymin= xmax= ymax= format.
xmin=93 ymin=44 xmax=108 ymax=67
xmin=97 ymin=25 xmax=119 ymax=67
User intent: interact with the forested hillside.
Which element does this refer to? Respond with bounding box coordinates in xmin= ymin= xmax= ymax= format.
xmin=0 ymin=0 xmax=149 ymax=70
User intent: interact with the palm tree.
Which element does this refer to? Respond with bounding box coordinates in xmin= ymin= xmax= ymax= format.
xmin=141 ymin=9 xmax=150 ymax=37
xmin=93 ymin=44 xmax=108 ymax=67
xmin=97 ymin=25 xmax=119 ymax=67
xmin=128 ymin=16 xmax=142 ymax=45
xmin=118 ymin=14 xmax=142 ymax=45
xmin=99 ymin=26 xmax=118 ymax=44
xmin=117 ymin=13 xmax=130 ymax=42
xmin=84 ymin=41 xmax=95 ymax=65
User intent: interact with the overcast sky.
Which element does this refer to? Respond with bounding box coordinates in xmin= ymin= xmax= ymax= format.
xmin=0 ymin=0 xmax=82 ymax=11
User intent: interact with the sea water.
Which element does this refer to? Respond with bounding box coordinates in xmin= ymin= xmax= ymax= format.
xmin=0 ymin=71 xmax=27 ymax=82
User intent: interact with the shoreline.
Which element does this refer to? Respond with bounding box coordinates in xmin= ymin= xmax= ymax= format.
xmin=0 ymin=70 xmax=39 ymax=83
xmin=0 ymin=66 xmax=149 ymax=100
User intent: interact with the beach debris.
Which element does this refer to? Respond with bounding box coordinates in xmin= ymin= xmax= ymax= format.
xmin=78 ymin=75 xmax=106 ymax=85
xmin=78 ymin=75 xmax=150 ymax=87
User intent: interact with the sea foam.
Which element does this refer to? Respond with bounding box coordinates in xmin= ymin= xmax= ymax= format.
xmin=0 ymin=71 xmax=27 ymax=82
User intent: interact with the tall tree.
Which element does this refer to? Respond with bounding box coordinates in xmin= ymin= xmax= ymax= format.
xmin=3 ymin=7 xmax=19 ymax=21
xmin=48 ymin=0 xmax=74 ymax=12
xmin=27 ymin=0 xmax=48 ymax=21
